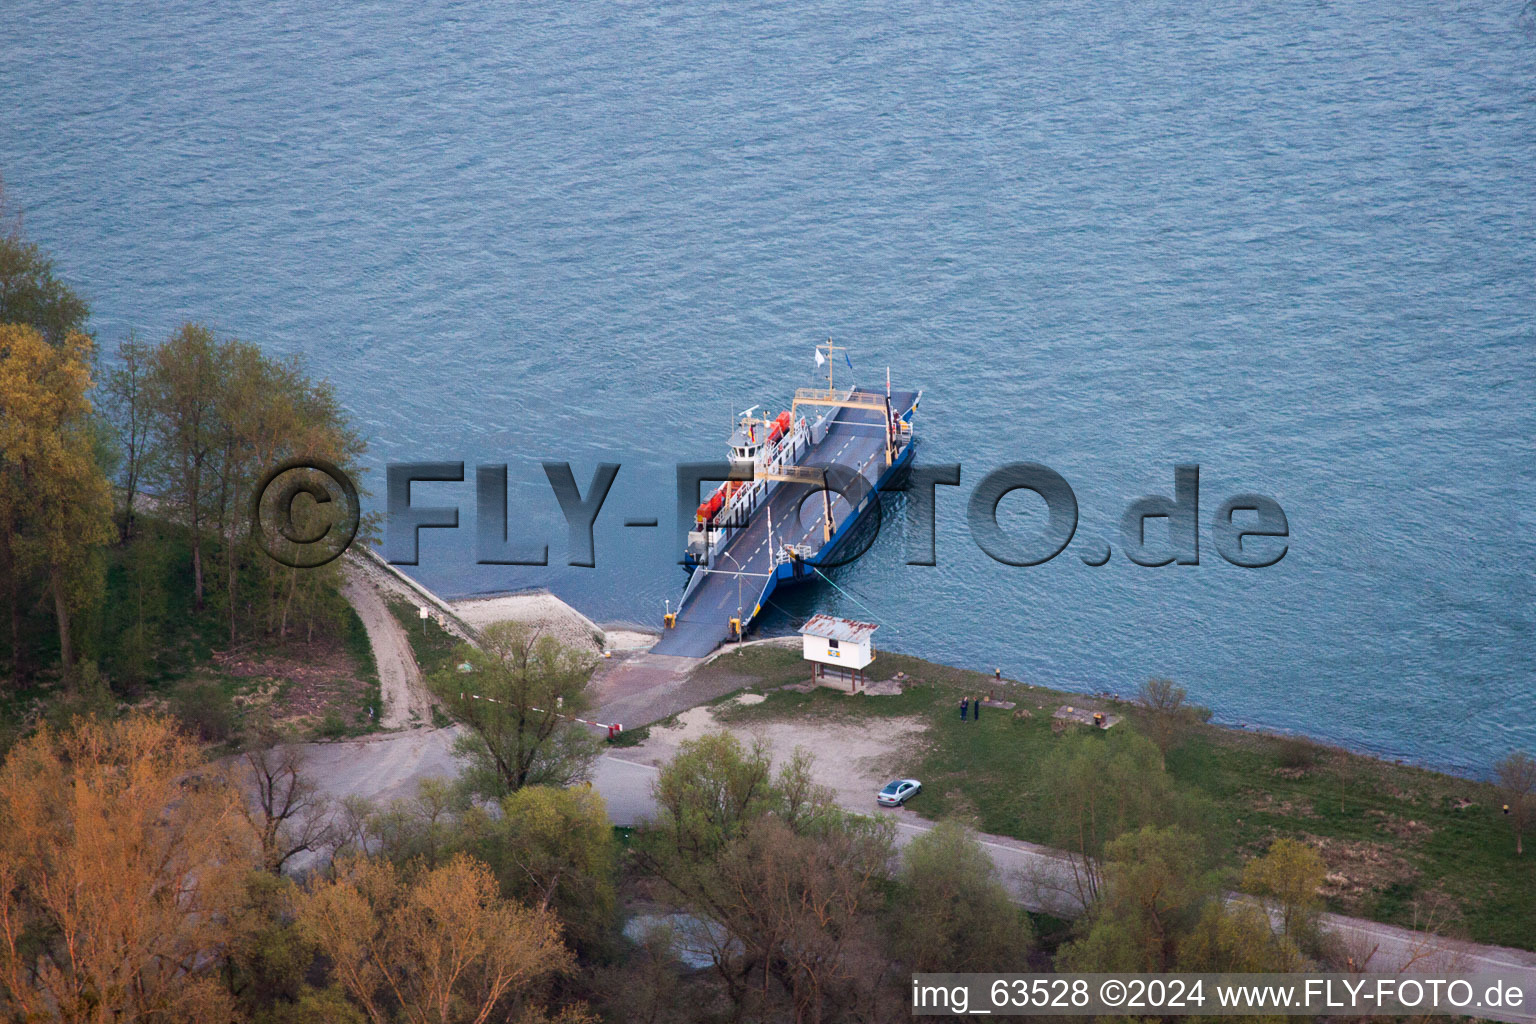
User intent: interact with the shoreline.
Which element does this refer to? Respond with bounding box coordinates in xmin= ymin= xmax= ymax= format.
xmin=380 ymin=559 xmax=1502 ymax=784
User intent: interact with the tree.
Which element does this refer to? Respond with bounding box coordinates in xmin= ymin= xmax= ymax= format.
xmin=431 ymin=623 xmax=600 ymax=797
xmin=1038 ymin=729 xmax=1200 ymax=905
xmin=471 ymin=785 xmax=618 ymax=954
xmin=1495 ymin=751 xmax=1536 ymax=855
xmin=648 ymin=731 xmax=778 ymax=860
xmin=366 ymin=777 xmax=470 ymax=871
xmin=0 ymin=177 xmax=90 ymax=344
xmin=0 ymin=714 xmax=256 ymax=1022
xmin=1242 ymin=838 xmax=1326 ymax=938
xmin=1178 ymin=901 xmax=1306 ymax=975
xmin=709 ymin=816 xmax=894 ymax=1024
xmin=101 ymin=332 xmax=156 ymax=541
xmin=241 ymin=742 xmax=342 ymax=874
xmin=294 ymin=852 xmax=584 ymax=1024
xmin=1058 ymin=825 xmax=1215 ymax=973
xmin=1138 ymin=677 xmax=1192 ymax=770
xmin=888 ymin=819 xmax=1034 ymax=972
xmin=0 ymin=323 xmax=113 ymax=681
xmin=145 ymin=323 xmax=223 ymax=608
xmin=130 ymin=322 xmax=366 ymax=641
xmin=636 ymin=738 xmax=897 ymax=1023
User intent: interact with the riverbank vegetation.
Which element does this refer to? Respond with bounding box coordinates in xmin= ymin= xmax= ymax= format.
xmin=0 ymin=701 xmax=1408 ymax=1023
xmin=0 ymin=180 xmax=374 ymax=748
xmin=703 ymin=645 xmax=1536 ymax=951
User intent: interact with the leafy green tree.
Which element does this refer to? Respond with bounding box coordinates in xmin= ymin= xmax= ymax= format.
xmin=1242 ymin=838 xmax=1326 ymax=938
xmin=888 ymin=819 xmax=1034 ymax=972
xmin=0 ymin=178 xmax=90 ymax=344
xmin=222 ymin=870 xmax=321 ymax=1016
xmin=1178 ymin=901 xmax=1306 ymax=975
xmin=366 ymin=777 xmax=470 ymax=870
xmin=465 ymin=784 xmax=618 ymax=955
xmin=1038 ymin=729 xmax=1202 ymax=905
xmin=101 ymin=333 xmax=156 ymax=541
xmin=1058 ymin=825 xmax=1215 ymax=973
xmin=145 ymin=323 xmax=222 ymax=608
xmin=106 ymin=532 xmax=169 ymax=689
xmin=134 ymin=322 xmax=365 ymax=641
xmin=430 ymin=622 xmax=600 ymax=798
xmin=648 ymin=731 xmax=777 ymax=859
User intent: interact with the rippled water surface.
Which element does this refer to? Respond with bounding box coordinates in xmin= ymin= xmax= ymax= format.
xmin=3 ymin=0 xmax=1532 ymax=773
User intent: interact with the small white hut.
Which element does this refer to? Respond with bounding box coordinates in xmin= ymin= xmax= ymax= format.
xmin=799 ymin=614 xmax=879 ymax=692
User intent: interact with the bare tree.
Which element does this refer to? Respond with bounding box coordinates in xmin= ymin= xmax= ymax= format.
xmin=1495 ymin=751 xmax=1536 ymax=855
xmin=241 ymin=743 xmax=340 ymax=874
xmin=1138 ymin=677 xmax=1190 ymax=771
xmin=102 ymin=333 xmax=155 ymax=542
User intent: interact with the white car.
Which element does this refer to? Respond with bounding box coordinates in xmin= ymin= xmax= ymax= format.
xmin=877 ymin=778 xmax=921 ymax=807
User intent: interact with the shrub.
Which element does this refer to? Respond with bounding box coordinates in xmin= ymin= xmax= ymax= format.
xmin=171 ymin=680 xmax=234 ymax=743
xmin=317 ymin=713 xmax=349 ymax=739
xmin=1276 ymin=736 xmax=1320 ymax=770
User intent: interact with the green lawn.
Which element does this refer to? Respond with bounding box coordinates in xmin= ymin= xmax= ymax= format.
xmin=707 ymin=646 xmax=1536 ymax=951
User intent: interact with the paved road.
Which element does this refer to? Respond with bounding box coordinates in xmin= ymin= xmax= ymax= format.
xmin=594 ymin=753 xmax=1536 ymax=1023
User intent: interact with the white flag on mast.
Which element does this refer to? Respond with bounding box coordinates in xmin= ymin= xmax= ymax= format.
xmin=815 ymin=348 xmax=826 ymax=368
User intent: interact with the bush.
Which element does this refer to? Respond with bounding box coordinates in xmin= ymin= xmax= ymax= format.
xmin=43 ymin=661 xmax=117 ymax=731
xmin=171 ymin=680 xmax=234 ymax=743
xmin=110 ymin=622 xmax=159 ymax=695
xmin=1276 ymin=736 xmax=1320 ymax=770
xmin=316 ymin=713 xmax=349 ymax=739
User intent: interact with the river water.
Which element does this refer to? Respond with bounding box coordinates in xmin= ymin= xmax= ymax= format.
xmin=3 ymin=0 xmax=1532 ymax=774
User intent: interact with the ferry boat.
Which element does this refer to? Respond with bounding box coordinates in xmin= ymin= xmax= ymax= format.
xmin=654 ymin=344 xmax=920 ymax=657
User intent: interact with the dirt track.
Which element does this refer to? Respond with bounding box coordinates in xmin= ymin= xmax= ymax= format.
xmin=341 ymin=563 xmax=432 ymax=729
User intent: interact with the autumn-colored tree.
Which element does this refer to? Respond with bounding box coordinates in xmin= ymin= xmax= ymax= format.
xmin=888 ymin=819 xmax=1034 ymax=973
xmin=294 ymin=852 xmax=585 ymax=1024
xmin=0 ymin=323 xmax=114 ymax=681
xmin=1242 ymin=837 xmax=1327 ymax=938
xmin=1495 ymin=751 xmax=1536 ymax=855
xmin=432 ymin=623 xmax=600 ymax=797
xmin=0 ymin=714 xmax=256 ymax=1022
